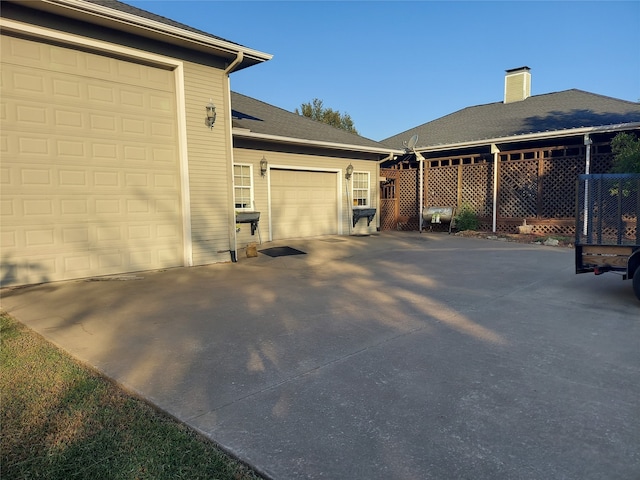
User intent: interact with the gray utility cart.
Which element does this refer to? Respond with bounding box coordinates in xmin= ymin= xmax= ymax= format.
xmin=575 ymin=173 xmax=640 ymax=301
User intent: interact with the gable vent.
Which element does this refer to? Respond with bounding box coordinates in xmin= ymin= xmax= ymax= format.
xmin=504 ymin=66 xmax=531 ymax=103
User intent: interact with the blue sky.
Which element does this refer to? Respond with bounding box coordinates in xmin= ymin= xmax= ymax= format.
xmin=126 ymin=0 xmax=640 ymax=141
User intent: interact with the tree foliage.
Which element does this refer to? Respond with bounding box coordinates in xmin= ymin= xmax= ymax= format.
xmin=610 ymin=132 xmax=640 ymax=173
xmin=295 ymin=98 xmax=359 ymax=134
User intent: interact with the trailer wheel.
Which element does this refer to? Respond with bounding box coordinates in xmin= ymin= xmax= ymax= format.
xmin=634 ymin=266 xmax=640 ymax=301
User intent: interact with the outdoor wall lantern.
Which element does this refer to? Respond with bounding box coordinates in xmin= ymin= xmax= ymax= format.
xmin=205 ymin=100 xmax=217 ymax=129
xmin=345 ymin=163 xmax=354 ymax=180
xmin=260 ymin=156 xmax=268 ymax=177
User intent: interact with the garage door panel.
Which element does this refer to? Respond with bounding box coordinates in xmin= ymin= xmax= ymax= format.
xmin=2 ymin=119 xmax=178 ymax=171
xmin=4 ymin=63 xmax=173 ymax=111
xmin=271 ymin=169 xmax=338 ymax=240
xmin=1 ymin=35 xmax=182 ymax=285
xmin=3 ymin=64 xmax=177 ymax=144
xmin=2 ymin=36 xmax=174 ymax=90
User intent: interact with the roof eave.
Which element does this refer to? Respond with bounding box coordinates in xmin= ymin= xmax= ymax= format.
xmin=233 ymin=129 xmax=403 ymax=157
xmin=415 ymin=123 xmax=640 ymax=153
xmin=12 ymin=0 xmax=273 ymax=70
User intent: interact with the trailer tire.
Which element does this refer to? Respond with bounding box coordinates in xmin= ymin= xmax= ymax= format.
xmin=633 ymin=265 xmax=640 ymax=301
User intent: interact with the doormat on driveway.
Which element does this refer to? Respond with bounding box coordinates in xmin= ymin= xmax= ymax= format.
xmin=259 ymin=246 xmax=307 ymax=257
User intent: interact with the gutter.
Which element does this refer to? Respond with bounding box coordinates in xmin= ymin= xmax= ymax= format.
xmin=224 ymin=51 xmax=244 ymax=75
xmin=233 ymin=130 xmax=404 ymax=157
xmin=414 ymin=122 xmax=640 ymax=154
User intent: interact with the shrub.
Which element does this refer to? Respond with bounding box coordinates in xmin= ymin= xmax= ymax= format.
xmin=455 ymin=203 xmax=479 ymax=231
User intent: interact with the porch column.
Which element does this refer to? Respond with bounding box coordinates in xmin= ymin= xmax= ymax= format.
xmin=583 ymin=134 xmax=592 ymax=236
xmin=491 ymin=144 xmax=500 ymax=233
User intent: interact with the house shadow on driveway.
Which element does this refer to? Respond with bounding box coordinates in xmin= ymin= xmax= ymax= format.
xmin=2 ymin=232 xmax=639 ymax=480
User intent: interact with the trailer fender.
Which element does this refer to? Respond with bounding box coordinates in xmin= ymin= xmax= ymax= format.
xmin=627 ymin=250 xmax=640 ymax=280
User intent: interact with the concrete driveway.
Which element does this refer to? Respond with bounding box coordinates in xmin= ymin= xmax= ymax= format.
xmin=2 ymin=232 xmax=639 ymax=479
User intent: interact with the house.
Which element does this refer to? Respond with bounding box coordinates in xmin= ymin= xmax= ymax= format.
xmin=229 ymin=92 xmax=399 ymax=246
xmin=381 ymin=67 xmax=640 ymax=234
xmin=0 ymin=0 xmax=400 ymax=287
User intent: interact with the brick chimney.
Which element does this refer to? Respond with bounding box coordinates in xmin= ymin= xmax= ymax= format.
xmin=504 ymin=66 xmax=531 ymax=103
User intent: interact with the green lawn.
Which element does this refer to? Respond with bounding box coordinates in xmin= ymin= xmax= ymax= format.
xmin=0 ymin=313 xmax=263 ymax=480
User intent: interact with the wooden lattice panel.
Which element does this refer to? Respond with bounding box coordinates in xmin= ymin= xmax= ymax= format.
xmin=399 ymin=169 xmax=418 ymax=217
xmin=540 ymin=156 xmax=581 ymax=218
xmin=461 ymin=163 xmax=493 ymax=216
xmin=493 ymin=223 xmax=574 ymax=236
xmin=477 ymin=220 xmax=493 ymax=232
xmin=495 ymin=223 xmax=513 ymax=234
xmin=390 ymin=142 xmax=625 ymax=235
xmin=499 ymin=160 xmax=538 ymax=218
xmin=380 ymin=199 xmax=397 ymax=231
xmin=426 ymin=166 xmax=457 ymax=207
xmin=381 ymin=168 xmax=399 ymax=179
xmin=398 ymin=218 xmax=420 ymax=231
xmin=591 ymin=153 xmax=614 ymax=174
xmin=531 ymin=224 xmax=575 ymax=236
xmin=493 ymin=219 xmax=576 ymax=236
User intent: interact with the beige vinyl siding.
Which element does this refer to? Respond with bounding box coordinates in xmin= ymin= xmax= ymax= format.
xmin=182 ymin=62 xmax=231 ymax=265
xmin=0 ymin=34 xmax=183 ymax=285
xmin=232 ymin=149 xmax=378 ymax=242
xmin=504 ymin=69 xmax=531 ymax=103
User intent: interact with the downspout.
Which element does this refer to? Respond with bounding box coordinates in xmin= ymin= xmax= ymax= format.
xmin=491 ymin=144 xmax=500 ymax=233
xmin=377 ymin=152 xmax=397 ymax=164
xmin=224 ymin=52 xmax=244 ymax=262
xmin=583 ymin=134 xmax=592 ymax=236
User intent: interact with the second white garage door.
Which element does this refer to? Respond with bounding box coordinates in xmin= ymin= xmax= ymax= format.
xmin=270 ymin=169 xmax=338 ymax=240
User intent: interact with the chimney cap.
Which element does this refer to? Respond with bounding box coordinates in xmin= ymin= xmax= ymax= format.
xmin=506 ymin=66 xmax=531 ymax=73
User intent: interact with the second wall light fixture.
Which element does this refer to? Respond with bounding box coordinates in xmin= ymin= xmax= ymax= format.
xmin=260 ymin=156 xmax=268 ymax=177
xmin=345 ymin=163 xmax=354 ymax=180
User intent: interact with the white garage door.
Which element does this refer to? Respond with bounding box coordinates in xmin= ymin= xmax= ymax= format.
xmin=0 ymin=35 xmax=183 ymax=285
xmin=270 ymin=169 xmax=338 ymax=240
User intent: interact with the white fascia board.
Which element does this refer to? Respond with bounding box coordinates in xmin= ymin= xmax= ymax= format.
xmin=415 ymin=123 xmax=640 ymax=154
xmin=233 ymin=129 xmax=404 ymax=156
xmin=38 ymin=0 xmax=273 ymax=64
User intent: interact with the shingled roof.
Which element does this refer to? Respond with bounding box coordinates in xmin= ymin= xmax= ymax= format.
xmin=231 ymin=92 xmax=396 ymax=153
xmin=84 ymin=0 xmax=238 ymax=44
xmin=382 ymin=89 xmax=640 ymax=150
xmin=22 ymin=0 xmax=272 ymax=70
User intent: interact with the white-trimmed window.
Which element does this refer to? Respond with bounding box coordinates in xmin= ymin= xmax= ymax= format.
xmin=352 ymin=171 xmax=370 ymax=207
xmin=234 ymin=164 xmax=254 ymax=210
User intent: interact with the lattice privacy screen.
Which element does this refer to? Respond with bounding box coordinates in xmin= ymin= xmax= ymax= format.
xmin=540 ymin=156 xmax=582 ymax=218
xmin=461 ymin=163 xmax=493 ymax=216
xmin=380 ymin=199 xmax=397 ymax=231
xmin=498 ymin=160 xmax=538 ymax=218
xmin=380 ymin=150 xmax=619 ymax=235
xmin=425 ymin=166 xmax=457 ymax=208
xmin=399 ymin=169 xmax=418 ymax=218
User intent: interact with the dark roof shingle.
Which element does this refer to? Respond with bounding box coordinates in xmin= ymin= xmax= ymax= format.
xmin=231 ymin=92 xmax=392 ymax=151
xmin=84 ymin=0 xmax=241 ymax=46
xmin=382 ymin=89 xmax=640 ymax=149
